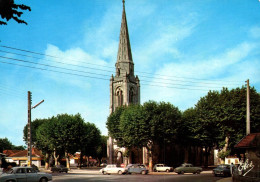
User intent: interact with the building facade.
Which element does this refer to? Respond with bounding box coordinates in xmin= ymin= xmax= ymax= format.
xmin=107 ymin=0 xmax=141 ymax=165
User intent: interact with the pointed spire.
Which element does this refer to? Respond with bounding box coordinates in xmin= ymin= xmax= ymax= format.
xmin=116 ymin=0 xmax=133 ymax=65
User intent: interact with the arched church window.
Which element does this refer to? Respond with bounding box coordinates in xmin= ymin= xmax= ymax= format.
xmin=116 ymin=89 xmax=123 ymax=107
xmin=129 ymin=88 xmax=134 ymax=104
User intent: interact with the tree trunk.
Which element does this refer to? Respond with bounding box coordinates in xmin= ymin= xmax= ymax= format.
xmin=45 ymin=153 xmax=50 ymax=170
xmin=223 ymin=136 xmax=229 ymax=152
xmin=53 ymin=150 xmax=60 ymax=166
xmin=65 ymin=152 xmax=70 ymax=169
xmin=220 ymin=136 xmax=230 ymax=164
xmin=146 ymin=145 xmax=153 ymax=172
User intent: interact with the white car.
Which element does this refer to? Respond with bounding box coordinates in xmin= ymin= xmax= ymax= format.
xmin=153 ymin=164 xmax=173 ymax=172
xmin=100 ymin=164 xmax=127 ymax=175
xmin=0 ymin=166 xmax=52 ymax=182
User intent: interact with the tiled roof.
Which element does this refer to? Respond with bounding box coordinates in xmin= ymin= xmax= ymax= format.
xmin=3 ymin=150 xmax=22 ymax=156
xmin=235 ymin=133 xmax=260 ymax=148
xmin=3 ymin=148 xmax=43 ymax=158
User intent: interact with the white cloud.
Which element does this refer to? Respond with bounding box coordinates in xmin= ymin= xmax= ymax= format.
xmin=141 ymin=40 xmax=259 ymax=110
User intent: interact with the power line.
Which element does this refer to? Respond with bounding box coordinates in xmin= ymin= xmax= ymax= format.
xmin=0 ymin=54 xmax=227 ymax=90
xmin=0 ymin=45 xmax=243 ymax=91
xmin=0 ymin=45 xmax=242 ymax=85
xmin=0 ymin=55 xmax=112 ymax=78
xmin=0 ymin=49 xmax=114 ymax=74
xmin=0 ymin=59 xmax=110 ymax=81
xmin=0 ymin=45 xmax=115 ymax=70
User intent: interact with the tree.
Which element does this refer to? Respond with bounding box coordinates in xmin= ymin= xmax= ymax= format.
xmin=23 ymin=118 xmax=46 ymax=145
xmin=96 ymin=135 xmax=108 ymax=165
xmin=79 ymin=122 xmax=102 ymax=167
xmin=0 ymin=137 xmax=25 ymax=153
xmin=143 ymin=101 xmax=182 ymax=170
xmin=106 ymin=106 xmax=126 ymax=144
xmin=0 ymin=138 xmax=13 ymax=152
xmin=119 ymin=104 xmax=149 ymax=149
xmin=36 ymin=117 xmax=61 ymax=169
xmin=54 ymin=113 xmax=85 ymax=169
xmin=106 ymin=101 xmax=182 ymax=170
xmin=187 ymin=86 xmax=260 ymax=165
xmin=0 ymin=0 xmax=31 ymax=25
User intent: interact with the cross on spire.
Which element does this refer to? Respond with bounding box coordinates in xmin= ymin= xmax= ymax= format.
xmin=123 ymin=0 xmax=125 ymax=7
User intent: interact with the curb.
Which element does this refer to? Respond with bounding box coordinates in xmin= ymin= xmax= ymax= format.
xmin=216 ymin=177 xmax=232 ymax=182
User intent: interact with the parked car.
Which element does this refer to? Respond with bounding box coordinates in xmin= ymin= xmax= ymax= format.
xmin=174 ymin=163 xmax=202 ymax=174
xmin=0 ymin=166 xmax=52 ymax=182
xmin=213 ymin=164 xmax=231 ymax=177
xmin=153 ymin=164 xmax=173 ymax=172
xmin=51 ymin=165 xmax=68 ymax=173
xmin=127 ymin=164 xmax=149 ymax=175
xmin=100 ymin=164 xmax=127 ymax=175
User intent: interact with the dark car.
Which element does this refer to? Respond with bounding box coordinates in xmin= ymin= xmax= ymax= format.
xmin=51 ymin=165 xmax=68 ymax=173
xmin=174 ymin=163 xmax=202 ymax=174
xmin=213 ymin=164 xmax=231 ymax=177
xmin=127 ymin=164 xmax=149 ymax=175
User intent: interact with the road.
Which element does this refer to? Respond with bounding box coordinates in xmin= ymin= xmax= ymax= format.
xmin=51 ymin=170 xmax=225 ymax=182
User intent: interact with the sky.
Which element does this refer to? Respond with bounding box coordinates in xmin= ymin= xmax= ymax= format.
xmin=0 ymin=0 xmax=260 ymax=146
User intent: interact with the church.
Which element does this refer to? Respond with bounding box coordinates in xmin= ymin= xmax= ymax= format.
xmin=107 ymin=0 xmax=143 ymax=165
xmin=107 ymin=0 xmax=214 ymax=168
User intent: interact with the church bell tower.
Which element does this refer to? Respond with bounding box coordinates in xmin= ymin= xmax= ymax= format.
xmin=108 ymin=0 xmax=140 ymax=164
xmin=109 ymin=0 xmax=140 ymax=114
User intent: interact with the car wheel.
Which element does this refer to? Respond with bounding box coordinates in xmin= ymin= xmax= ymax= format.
xmin=6 ymin=180 xmax=15 ymax=182
xmin=103 ymin=171 xmax=107 ymax=175
xmin=154 ymin=169 xmax=157 ymax=172
xmin=181 ymin=171 xmax=184 ymax=174
xmin=142 ymin=170 xmax=146 ymax=175
xmin=196 ymin=170 xmax=201 ymax=174
xmin=166 ymin=169 xmax=169 ymax=173
xmin=39 ymin=177 xmax=48 ymax=182
xmin=118 ymin=170 xmax=122 ymax=175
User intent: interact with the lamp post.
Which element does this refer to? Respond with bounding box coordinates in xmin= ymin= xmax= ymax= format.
xmin=27 ymin=91 xmax=44 ymax=166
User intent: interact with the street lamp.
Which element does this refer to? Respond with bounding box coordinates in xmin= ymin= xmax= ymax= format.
xmin=27 ymin=91 xmax=44 ymax=166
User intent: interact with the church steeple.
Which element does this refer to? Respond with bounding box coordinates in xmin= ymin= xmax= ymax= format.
xmin=110 ymin=0 xmax=140 ymax=114
xmin=116 ymin=0 xmax=133 ymax=70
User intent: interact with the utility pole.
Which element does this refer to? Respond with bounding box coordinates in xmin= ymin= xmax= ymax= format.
xmin=27 ymin=91 xmax=32 ymax=166
xmin=27 ymin=91 xmax=44 ymax=166
xmin=246 ymin=79 xmax=250 ymax=135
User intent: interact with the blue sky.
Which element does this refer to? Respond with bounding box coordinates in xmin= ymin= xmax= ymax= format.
xmin=1 ymin=0 xmax=260 ymax=146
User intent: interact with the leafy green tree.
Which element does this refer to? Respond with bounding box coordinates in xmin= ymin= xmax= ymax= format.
xmin=0 ymin=0 xmax=31 ymax=25
xmin=23 ymin=119 xmax=46 ymax=145
xmin=0 ymin=138 xmax=25 ymax=153
xmin=0 ymin=138 xmax=13 ymax=152
xmin=106 ymin=106 xmax=126 ymax=144
xmin=187 ymin=86 xmax=260 ymax=165
xmin=179 ymin=107 xmax=198 ymax=144
xmin=96 ymin=135 xmax=108 ymax=165
xmin=143 ymin=101 xmax=182 ymax=169
xmin=36 ymin=117 xmax=61 ymax=169
xmin=106 ymin=101 xmax=182 ymax=169
xmin=119 ymin=104 xmax=149 ymax=149
xmin=79 ymin=122 xmax=102 ymax=167
xmin=54 ymin=113 xmax=85 ymax=169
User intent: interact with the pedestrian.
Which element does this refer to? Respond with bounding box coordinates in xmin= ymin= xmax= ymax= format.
xmin=230 ymin=162 xmax=234 ymax=176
